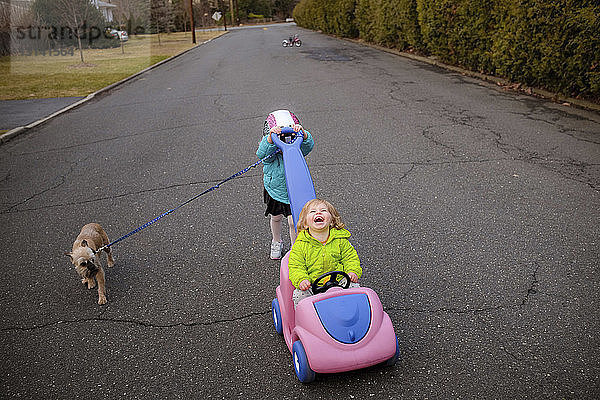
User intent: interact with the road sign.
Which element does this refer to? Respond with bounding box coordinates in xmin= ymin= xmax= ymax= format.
xmin=212 ymin=12 xmax=222 ymax=21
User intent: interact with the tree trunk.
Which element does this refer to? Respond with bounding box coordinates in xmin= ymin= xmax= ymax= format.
xmin=77 ymin=35 xmax=84 ymax=63
xmin=73 ymin=12 xmax=84 ymax=63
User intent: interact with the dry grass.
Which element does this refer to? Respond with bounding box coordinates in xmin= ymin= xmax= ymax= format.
xmin=0 ymin=31 xmax=225 ymax=100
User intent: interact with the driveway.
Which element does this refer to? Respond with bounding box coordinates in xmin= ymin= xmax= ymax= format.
xmin=0 ymin=97 xmax=84 ymax=131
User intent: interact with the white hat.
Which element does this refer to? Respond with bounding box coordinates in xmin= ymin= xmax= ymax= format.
xmin=263 ymin=110 xmax=300 ymax=136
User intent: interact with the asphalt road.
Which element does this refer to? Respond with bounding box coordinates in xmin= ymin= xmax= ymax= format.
xmin=1 ymin=24 xmax=599 ymax=399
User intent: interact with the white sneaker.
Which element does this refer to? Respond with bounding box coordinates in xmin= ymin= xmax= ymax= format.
xmin=270 ymin=241 xmax=284 ymax=259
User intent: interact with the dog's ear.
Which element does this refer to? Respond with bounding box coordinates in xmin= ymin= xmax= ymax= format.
xmin=64 ymin=252 xmax=73 ymax=261
xmin=81 ymin=240 xmax=88 ymax=247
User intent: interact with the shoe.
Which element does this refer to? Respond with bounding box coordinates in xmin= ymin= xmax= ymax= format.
xmin=270 ymin=241 xmax=284 ymax=259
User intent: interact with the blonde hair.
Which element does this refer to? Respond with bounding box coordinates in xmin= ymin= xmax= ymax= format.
xmin=297 ymin=198 xmax=345 ymax=232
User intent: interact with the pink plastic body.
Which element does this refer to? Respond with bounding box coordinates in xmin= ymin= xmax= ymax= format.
xmin=276 ymin=252 xmax=397 ymax=374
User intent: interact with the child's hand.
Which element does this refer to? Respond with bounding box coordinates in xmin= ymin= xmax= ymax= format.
xmin=267 ymin=126 xmax=282 ymax=144
xmin=299 ymin=279 xmax=311 ymax=291
xmin=348 ymin=272 xmax=359 ymax=283
xmin=293 ymin=124 xmax=308 ymax=139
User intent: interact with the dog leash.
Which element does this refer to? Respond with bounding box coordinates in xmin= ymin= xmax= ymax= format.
xmin=94 ymin=149 xmax=281 ymax=254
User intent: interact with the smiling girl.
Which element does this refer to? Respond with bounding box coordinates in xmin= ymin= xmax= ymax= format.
xmin=288 ymin=199 xmax=362 ymax=307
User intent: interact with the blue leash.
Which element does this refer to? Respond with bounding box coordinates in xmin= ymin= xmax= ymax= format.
xmin=94 ymin=149 xmax=281 ymax=254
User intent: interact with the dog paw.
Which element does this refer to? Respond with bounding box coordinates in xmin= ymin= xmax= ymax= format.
xmin=98 ymin=295 xmax=107 ymax=305
xmin=87 ymin=279 xmax=96 ymax=289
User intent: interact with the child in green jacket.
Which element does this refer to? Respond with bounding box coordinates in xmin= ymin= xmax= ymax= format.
xmin=288 ymin=198 xmax=362 ymax=307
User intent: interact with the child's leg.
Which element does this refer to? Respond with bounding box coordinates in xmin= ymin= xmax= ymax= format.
xmin=270 ymin=214 xmax=283 ymax=242
xmin=293 ymin=288 xmax=313 ymax=308
xmin=287 ymin=215 xmax=296 ymax=243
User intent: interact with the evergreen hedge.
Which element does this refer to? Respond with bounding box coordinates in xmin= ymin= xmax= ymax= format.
xmin=293 ymin=0 xmax=600 ymax=102
xmin=294 ymin=0 xmax=357 ymax=37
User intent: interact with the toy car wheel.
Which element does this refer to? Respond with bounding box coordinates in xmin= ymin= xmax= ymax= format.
xmin=295 ymin=40 xmax=302 ymax=47
xmin=384 ymin=335 xmax=400 ymax=366
xmin=292 ymin=340 xmax=315 ymax=383
xmin=282 ymin=41 xmax=288 ymax=47
xmin=271 ymin=298 xmax=283 ymax=335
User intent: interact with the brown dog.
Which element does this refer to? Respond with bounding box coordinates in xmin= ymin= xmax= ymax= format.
xmin=65 ymin=223 xmax=115 ymax=305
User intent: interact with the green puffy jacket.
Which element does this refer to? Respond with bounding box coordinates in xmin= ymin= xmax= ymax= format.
xmin=256 ymin=131 xmax=314 ymax=204
xmin=288 ymin=228 xmax=362 ymax=289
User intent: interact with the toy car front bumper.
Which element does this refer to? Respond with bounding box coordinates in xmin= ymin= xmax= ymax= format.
xmin=295 ymin=311 xmax=397 ymax=374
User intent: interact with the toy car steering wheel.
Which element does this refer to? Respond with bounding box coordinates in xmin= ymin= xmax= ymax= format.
xmin=312 ymin=271 xmax=351 ymax=294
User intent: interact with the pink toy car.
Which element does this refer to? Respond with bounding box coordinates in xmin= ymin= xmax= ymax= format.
xmin=268 ymin=126 xmax=399 ymax=382
xmin=271 ymin=252 xmax=399 ymax=383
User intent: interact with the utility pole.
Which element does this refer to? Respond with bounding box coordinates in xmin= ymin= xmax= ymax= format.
xmin=219 ymin=0 xmax=227 ymax=31
xmin=189 ymin=0 xmax=196 ymax=43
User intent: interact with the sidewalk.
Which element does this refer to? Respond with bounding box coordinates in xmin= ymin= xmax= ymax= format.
xmin=0 ymin=97 xmax=84 ymax=132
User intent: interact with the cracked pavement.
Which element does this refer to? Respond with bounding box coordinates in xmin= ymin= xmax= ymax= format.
xmin=1 ymin=25 xmax=599 ymax=399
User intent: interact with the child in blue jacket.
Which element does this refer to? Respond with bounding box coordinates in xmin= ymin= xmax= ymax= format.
xmin=256 ymin=110 xmax=314 ymax=259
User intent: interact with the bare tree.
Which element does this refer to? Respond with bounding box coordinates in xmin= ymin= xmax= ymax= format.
xmin=1 ymin=1 xmax=43 ymax=56
xmin=111 ymin=0 xmax=149 ymax=33
xmin=55 ymin=0 xmax=101 ymax=62
xmin=150 ymin=0 xmax=174 ymax=44
xmin=32 ymin=0 xmax=107 ymax=63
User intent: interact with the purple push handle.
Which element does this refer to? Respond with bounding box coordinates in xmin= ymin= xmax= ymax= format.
xmin=271 ymin=127 xmax=316 ymax=229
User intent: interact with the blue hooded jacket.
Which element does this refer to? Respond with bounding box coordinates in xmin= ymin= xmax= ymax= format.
xmin=256 ymin=130 xmax=314 ymax=204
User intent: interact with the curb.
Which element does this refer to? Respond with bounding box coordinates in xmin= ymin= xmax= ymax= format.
xmin=341 ymin=37 xmax=600 ymax=114
xmin=0 ymin=32 xmax=228 ymax=145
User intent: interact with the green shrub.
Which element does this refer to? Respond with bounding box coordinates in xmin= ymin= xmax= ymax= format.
xmin=329 ymin=0 xmax=358 ymax=37
xmin=294 ymin=0 xmax=357 ymax=37
xmin=492 ymin=0 xmax=600 ymax=98
xmin=89 ymin=35 xmax=121 ymax=49
xmin=356 ymin=0 xmax=421 ymax=50
xmin=294 ymin=0 xmax=600 ymax=100
xmin=416 ymin=0 xmax=499 ymax=72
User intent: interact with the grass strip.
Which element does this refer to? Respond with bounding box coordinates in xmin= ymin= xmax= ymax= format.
xmin=0 ymin=31 xmax=225 ymax=100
